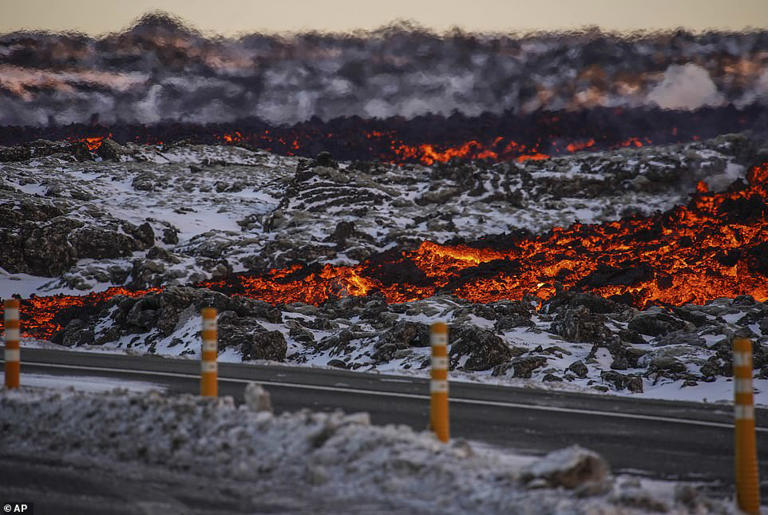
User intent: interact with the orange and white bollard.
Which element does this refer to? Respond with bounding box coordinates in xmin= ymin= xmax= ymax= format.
xmin=430 ymin=322 xmax=450 ymax=443
xmin=733 ymin=337 xmax=760 ymax=514
xmin=201 ymin=307 xmax=218 ymax=397
xmin=4 ymin=299 xmax=20 ymax=389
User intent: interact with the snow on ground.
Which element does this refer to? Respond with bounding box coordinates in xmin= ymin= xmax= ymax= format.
xmin=0 ymin=387 xmax=736 ymax=514
xmin=26 ymin=288 xmax=766 ymax=406
xmin=0 ymin=268 xmax=94 ymax=299
xmin=1 ymin=144 xmax=298 ymax=294
xmin=21 ymin=373 xmax=165 ymax=393
xmin=0 ymin=135 xmax=752 ymax=294
xmin=1 ymin=134 xmax=766 ymax=406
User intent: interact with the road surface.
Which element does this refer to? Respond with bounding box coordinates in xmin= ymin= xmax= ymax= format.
xmin=2 ymin=347 xmax=767 ymax=502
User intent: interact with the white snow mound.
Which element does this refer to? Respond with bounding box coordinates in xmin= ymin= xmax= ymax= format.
xmin=0 ymin=387 xmax=733 ymax=514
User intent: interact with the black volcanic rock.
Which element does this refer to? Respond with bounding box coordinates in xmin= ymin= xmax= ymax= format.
xmin=550 ymin=306 xmax=609 ymax=343
xmin=600 ymin=371 xmax=643 ymax=393
xmin=220 ymin=322 xmax=287 ymax=362
xmin=576 ymin=263 xmax=654 ymax=289
xmin=70 ymin=226 xmax=137 ymax=259
xmin=17 ymin=221 xmax=77 ymax=275
xmin=747 ymin=242 xmax=768 ymax=276
xmin=379 ymin=320 xmax=431 ymax=349
xmin=510 ymin=356 xmax=548 ymax=378
xmin=96 ymin=139 xmax=125 ymax=161
xmin=450 ymin=325 xmax=513 ymax=371
xmin=328 ymin=220 xmax=355 ymax=246
xmin=545 ymin=291 xmax=625 ymax=315
xmin=0 ymin=145 xmax=32 ymax=162
xmin=568 ymin=360 xmax=589 ymax=378
xmin=628 ymin=312 xmax=686 ymax=337
xmin=312 ymin=151 xmax=338 ymax=169
xmin=60 ymin=319 xmax=95 ymax=347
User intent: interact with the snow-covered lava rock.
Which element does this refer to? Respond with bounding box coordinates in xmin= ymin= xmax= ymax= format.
xmin=0 ymin=133 xmax=758 ymax=291
xmin=2 ymin=133 xmax=768 ymax=403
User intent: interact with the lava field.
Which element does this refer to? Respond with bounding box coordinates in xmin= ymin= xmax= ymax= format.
xmin=2 ymin=17 xmax=768 ymax=399
xmin=0 ymin=130 xmax=767 ymax=399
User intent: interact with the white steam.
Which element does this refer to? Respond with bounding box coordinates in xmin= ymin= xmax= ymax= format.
xmin=647 ymin=63 xmax=724 ymax=110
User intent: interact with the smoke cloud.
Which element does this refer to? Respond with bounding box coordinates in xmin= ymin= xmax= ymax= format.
xmin=647 ymin=64 xmax=723 ymax=110
xmin=0 ymin=13 xmax=766 ymax=126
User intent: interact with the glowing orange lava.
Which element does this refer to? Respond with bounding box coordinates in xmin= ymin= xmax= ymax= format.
xmin=6 ymin=163 xmax=767 ymax=340
xmin=566 ymin=139 xmax=596 ymax=152
xmin=69 ymin=133 xmax=113 ymax=151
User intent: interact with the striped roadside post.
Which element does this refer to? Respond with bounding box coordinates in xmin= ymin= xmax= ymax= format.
xmin=201 ymin=307 xmax=218 ymax=397
xmin=733 ymin=337 xmax=760 ymax=514
xmin=4 ymin=299 xmax=21 ymax=388
xmin=430 ymin=322 xmax=450 ymax=443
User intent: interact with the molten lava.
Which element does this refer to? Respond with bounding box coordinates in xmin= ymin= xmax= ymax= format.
xmin=22 ymin=287 xmax=159 ymax=340
xmin=70 ymin=134 xmax=112 ymax=151
xmin=385 ymin=137 xmax=555 ymax=165
xmin=8 ymin=104 xmax=761 ymax=166
xmin=6 ymin=163 xmax=768 ymax=341
xmin=566 ymin=139 xmax=596 ymax=152
xmin=224 ymin=163 xmax=768 ymax=308
xmin=60 ymin=130 xmax=666 ymax=167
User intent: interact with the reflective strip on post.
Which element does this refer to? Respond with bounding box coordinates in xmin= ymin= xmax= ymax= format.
xmin=431 ymin=356 xmax=448 ymax=370
xmin=734 ymin=351 xmax=751 ymax=367
xmin=430 ymin=380 xmax=448 ymax=393
xmin=4 ymin=299 xmax=20 ymax=389
xmin=4 ymin=348 xmax=20 ymax=362
xmin=430 ymin=321 xmax=449 ymax=443
xmin=200 ymin=307 xmax=218 ymax=397
xmin=201 ymin=360 xmax=218 ymax=373
xmin=734 ymin=379 xmax=753 ymax=394
xmin=733 ymin=337 xmax=760 ymax=514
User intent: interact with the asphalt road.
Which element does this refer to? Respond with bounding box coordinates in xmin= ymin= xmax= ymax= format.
xmin=3 ymin=347 xmax=768 ymax=497
xmin=0 ymin=451 xmax=403 ymax=515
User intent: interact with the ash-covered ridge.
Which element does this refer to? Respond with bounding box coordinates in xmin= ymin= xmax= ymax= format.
xmin=1 ymin=13 xmax=767 ymax=125
xmin=2 ymin=133 xmax=768 ymax=401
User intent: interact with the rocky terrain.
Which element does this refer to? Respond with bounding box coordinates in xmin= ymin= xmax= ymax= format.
xmin=1 ymin=133 xmax=767 ymax=402
xmin=0 ymin=133 xmax=757 ymax=291
xmin=46 ymin=284 xmax=768 ymax=402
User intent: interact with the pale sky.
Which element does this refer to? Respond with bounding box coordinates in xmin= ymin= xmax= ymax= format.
xmin=0 ymin=0 xmax=766 ymax=35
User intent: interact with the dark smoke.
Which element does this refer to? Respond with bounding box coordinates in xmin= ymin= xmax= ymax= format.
xmin=1 ymin=12 xmax=768 ymax=127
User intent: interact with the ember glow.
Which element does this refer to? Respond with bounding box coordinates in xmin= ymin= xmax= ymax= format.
xmin=23 ymin=287 xmax=159 ymax=340
xmin=566 ymin=139 xmax=596 ymax=152
xmin=9 ymin=163 xmax=768 ymax=341
xmin=62 ymin=130 xmax=663 ymax=166
xmin=3 ymin=105 xmax=762 ymax=165
xmin=69 ymin=134 xmax=112 ymax=151
xmin=387 ymin=137 xmax=552 ymax=165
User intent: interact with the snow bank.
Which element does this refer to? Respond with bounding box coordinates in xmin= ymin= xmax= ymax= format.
xmin=0 ymin=387 xmax=732 ymax=514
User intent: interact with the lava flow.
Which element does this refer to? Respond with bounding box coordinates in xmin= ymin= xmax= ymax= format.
xmin=9 ymin=163 xmax=768 ymax=341
xmin=67 ymin=133 xmax=112 ymax=151
xmin=3 ymin=104 xmax=764 ymax=165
